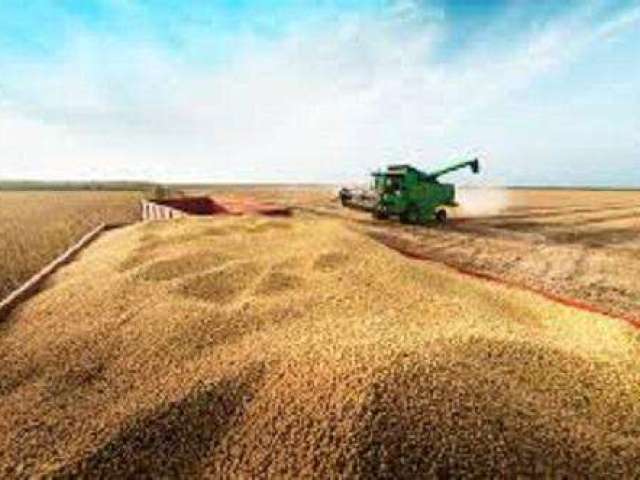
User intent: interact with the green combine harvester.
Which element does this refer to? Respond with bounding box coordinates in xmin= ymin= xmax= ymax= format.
xmin=340 ymin=158 xmax=480 ymax=225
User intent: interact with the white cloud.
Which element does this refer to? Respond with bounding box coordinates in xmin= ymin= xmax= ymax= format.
xmin=0 ymin=1 xmax=638 ymax=184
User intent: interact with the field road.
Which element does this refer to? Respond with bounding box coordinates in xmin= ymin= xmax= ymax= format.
xmin=1 ymin=212 xmax=640 ymax=477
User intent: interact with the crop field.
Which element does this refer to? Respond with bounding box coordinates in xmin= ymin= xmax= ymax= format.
xmin=1 ymin=188 xmax=640 ymax=477
xmin=0 ymin=191 xmax=141 ymax=300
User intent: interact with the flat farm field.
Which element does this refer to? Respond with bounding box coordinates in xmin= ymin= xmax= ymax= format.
xmin=0 ymin=191 xmax=141 ymax=299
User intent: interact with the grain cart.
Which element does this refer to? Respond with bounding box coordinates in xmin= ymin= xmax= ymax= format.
xmin=340 ymin=158 xmax=480 ymax=225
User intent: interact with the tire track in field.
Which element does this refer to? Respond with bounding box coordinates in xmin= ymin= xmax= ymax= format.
xmin=479 ymin=204 xmax=639 ymax=224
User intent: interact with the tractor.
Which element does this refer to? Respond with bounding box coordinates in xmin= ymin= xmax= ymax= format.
xmin=340 ymin=158 xmax=480 ymax=225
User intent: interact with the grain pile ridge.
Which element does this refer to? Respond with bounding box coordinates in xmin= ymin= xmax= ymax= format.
xmin=1 ymin=214 xmax=640 ymax=478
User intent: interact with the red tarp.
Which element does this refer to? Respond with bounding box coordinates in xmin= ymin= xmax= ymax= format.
xmin=154 ymin=196 xmax=291 ymax=216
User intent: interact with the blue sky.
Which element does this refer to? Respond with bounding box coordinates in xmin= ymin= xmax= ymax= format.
xmin=0 ymin=0 xmax=638 ymax=185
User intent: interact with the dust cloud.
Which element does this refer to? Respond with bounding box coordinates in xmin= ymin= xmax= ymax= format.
xmin=456 ymin=185 xmax=511 ymax=217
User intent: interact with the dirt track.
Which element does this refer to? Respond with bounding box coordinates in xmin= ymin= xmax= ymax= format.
xmin=2 ymin=212 xmax=640 ymax=478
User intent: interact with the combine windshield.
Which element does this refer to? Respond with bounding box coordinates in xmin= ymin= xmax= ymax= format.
xmin=373 ymin=174 xmax=402 ymax=194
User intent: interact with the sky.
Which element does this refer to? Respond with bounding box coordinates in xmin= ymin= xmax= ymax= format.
xmin=0 ymin=0 xmax=638 ymax=186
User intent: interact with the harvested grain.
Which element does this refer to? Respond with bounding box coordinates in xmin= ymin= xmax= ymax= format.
xmin=1 ymin=214 xmax=640 ymax=478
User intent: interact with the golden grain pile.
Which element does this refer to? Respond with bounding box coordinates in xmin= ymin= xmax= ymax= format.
xmin=1 ymin=214 xmax=640 ymax=478
xmin=0 ymin=191 xmax=140 ymax=299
